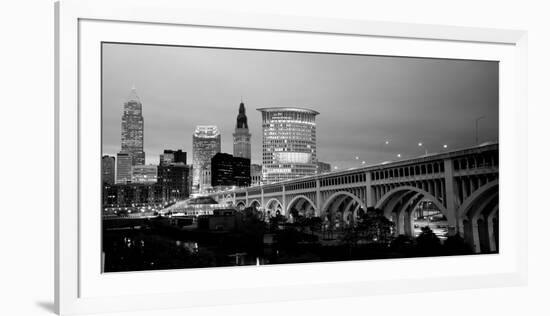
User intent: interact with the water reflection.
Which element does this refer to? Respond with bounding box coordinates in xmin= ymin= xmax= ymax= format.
xmin=103 ymin=228 xmax=266 ymax=272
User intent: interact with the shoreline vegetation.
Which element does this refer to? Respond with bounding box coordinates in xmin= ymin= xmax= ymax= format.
xmin=103 ymin=207 xmax=479 ymax=272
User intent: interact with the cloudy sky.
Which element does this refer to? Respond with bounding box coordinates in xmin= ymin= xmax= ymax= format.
xmin=102 ymin=43 xmax=498 ymax=170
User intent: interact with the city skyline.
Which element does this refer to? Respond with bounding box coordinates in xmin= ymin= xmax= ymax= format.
xmin=101 ymin=42 xmax=501 ymax=271
xmin=102 ymin=43 xmax=498 ymax=170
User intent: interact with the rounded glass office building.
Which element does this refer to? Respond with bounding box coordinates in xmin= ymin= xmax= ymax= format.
xmin=257 ymin=107 xmax=319 ymax=184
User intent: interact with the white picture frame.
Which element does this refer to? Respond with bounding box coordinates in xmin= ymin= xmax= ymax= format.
xmin=55 ymin=0 xmax=527 ymax=314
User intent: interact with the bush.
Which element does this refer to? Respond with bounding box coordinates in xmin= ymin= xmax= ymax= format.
xmin=443 ymin=234 xmax=473 ymax=255
xmin=390 ymin=234 xmax=416 ymax=253
xmin=415 ymin=226 xmax=442 ymax=255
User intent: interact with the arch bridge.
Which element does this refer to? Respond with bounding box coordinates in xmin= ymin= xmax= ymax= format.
xmin=212 ymin=143 xmax=499 ymax=253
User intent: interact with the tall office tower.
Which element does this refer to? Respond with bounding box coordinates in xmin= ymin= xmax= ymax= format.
xmin=157 ymin=163 xmax=191 ymax=202
xmin=233 ymin=101 xmax=251 ymax=159
xmin=160 ymin=149 xmax=187 ymax=165
xmin=116 ymin=152 xmax=132 ymax=184
xmin=192 ymin=125 xmax=221 ymax=193
xmin=101 ymin=155 xmax=116 ymax=185
xmin=257 ymin=107 xmax=319 ymax=184
xmin=120 ymin=87 xmax=145 ymax=165
xmin=211 ymin=152 xmax=251 ymax=189
xmin=232 ymin=156 xmax=251 ymax=187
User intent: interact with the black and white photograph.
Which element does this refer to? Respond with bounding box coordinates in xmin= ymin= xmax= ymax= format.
xmin=101 ymin=42 xmax=499 ymax=272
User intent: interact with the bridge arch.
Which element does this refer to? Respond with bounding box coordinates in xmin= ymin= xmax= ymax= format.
xmin=457 ymin=180 xmax=499 ymax=253
xmin=248 ymin=199 xmax=261 ymax=210
xmin=286 ymin=195 xmax=318 ymax=217
xmin=375 ymin=185 xmax=449 ymax=220
xmin=264 ymin=198 xmax=284 ymax=216
xmin=322 ymin=191 xmax=365 ymax=214
xmin=457 ymin=180 xmax=499 ymax=219
xmin=375 ymin=185 xmax=449 ymax=238
xmin=321 ymin=191 xmax=366 ymax=227
xmin=235 ymin=200 xmax=246 ymax=210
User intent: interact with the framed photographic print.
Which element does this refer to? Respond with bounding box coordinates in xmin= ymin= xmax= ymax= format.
xmin=55 ymin=0 xmax=527 ymax=314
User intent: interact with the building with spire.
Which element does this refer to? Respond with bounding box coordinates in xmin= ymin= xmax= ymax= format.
xmin=192 ymin=125 xmax=221 ymax=193
xmin=119 ymin=86 xmax=145 ymax=166
xmin=233 ymin=100 xmax=251 ymax=160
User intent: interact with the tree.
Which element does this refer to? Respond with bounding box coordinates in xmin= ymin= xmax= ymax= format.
xmin=242 ymin=206 xmax=263 ymax=222
xmin=415 ymin=226 xmax=442 ymax=255
xmin=289 ymin=207 xmax=300 ymax=221
xmin=443 ymin=234 xmax=472 ymax=255
xmin=269 ymin=213 xmax=287 ymax=231
xmin=240 ymin=206 xmax=267 ymax=251
xmin=341 ymin=226 xmax=359 ymax=248
xmin=390 ymin=234 xmax=416 ymax=254
xmin=355 ymin=207 xmax=394 ymax=244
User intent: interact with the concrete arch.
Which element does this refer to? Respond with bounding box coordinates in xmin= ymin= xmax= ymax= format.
xmin=394 ymin=193 xmax=423 ymax=236
xmin=341 ymin=198 xmax=362 ymax=226
xmin=375 ymin=185 xmax=449 ymax=220
xmin=321 ymin=191 xmax=365 ymax=216
xmin=457 ymin=180 xmax=499 ymax=219
xmin=487 ymin=204 xmax=499 ymax=252
xmin=471 ymin=191 xmax=498 ymax=221
xmin=286 ymin=195 xmax=318 ymax=215
xmin=248 ymin=199 xmax=261 ymax=207
xmin=235 ymin=200 xmax=246 ymax=209
xmin=265 ymin=198 xmax=284 ymax=215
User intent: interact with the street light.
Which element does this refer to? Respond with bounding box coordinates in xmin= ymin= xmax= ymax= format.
xmin=475 ymin=116 xmax=485 ymax=145
xmin=418 ymin=142 xmax=428 ymax=156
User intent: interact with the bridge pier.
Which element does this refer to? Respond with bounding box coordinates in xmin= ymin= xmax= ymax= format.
xmin=316 ymin=179 xmax=322 ymax=217
xmin=365 ymin=171 xmax=374 ymax=207
xmin=443 ymin=159 xmax=459 ymax=236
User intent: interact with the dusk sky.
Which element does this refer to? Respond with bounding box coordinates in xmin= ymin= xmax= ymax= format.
xmin=102 ymin=43 xmax=498 ymax=170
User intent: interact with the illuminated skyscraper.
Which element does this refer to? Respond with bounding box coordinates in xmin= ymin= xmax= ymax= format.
xmin=192 ymin=125 xmax=221 ymax=193
xmin=233 ymin=101 xmax=251 ymax=159
xmin=120 ymin=87 xmax=145 ymax=165
xmin=257 ymin=107 xmax=319 ymax=183
xmin=116 ymin=152 xmax=132 ymax=184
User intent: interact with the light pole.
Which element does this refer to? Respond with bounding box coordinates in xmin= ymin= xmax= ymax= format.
xmin=418 ymin=142 xmax=428 ymax=156
xmin=475 ymin=116 xmax=485 ymax=145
